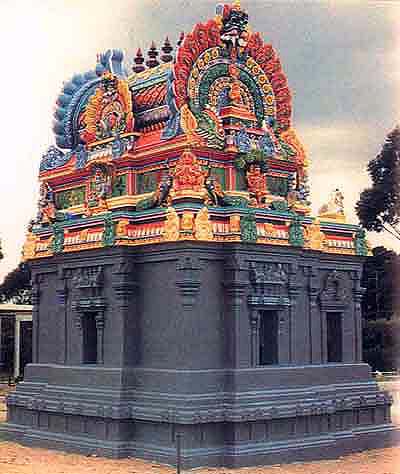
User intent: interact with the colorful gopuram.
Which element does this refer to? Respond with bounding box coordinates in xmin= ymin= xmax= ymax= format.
xmin=3 ymin=1 xmax=396 ymax=469
xmin=22 ymin=2 xmax=367 ymax=258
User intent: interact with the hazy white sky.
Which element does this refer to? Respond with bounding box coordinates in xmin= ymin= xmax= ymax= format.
xmin=0 ymin=0 xmax=399 ymax=282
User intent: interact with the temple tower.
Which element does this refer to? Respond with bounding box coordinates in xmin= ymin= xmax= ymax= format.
xmin=1 ymin=2 xmax=396 ymax=468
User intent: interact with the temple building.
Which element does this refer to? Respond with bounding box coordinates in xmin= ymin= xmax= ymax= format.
xmin=0 ymin=304 xmax=32 ymax=381
xmin=1 ymin=1 xmax=396 ymax=468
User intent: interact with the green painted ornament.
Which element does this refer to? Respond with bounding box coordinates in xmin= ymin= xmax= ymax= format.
xmin=240 ymin=212 xmax=258 ymax=243
xmin=136 ymin=196 xmax=156 ymax=211
xmin=52 ymin=223 xmax=64 ymax=254
xmin=354 ymin=229 xmax=368 ymax=256
xmin=278 ymin=137 xmax=296 ymax=160
xmin=288 ymin=215 xmax=304 ymax=247
xmin=270 ymin=200 xmax=289 ymax=212
xmin=102 ymin=215 xmax=116 ymax=247
xmin=221 ymin=195 xmax=249 ymax=208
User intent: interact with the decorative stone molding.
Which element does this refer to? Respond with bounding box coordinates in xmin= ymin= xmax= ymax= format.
xmin=7 ymin=390 xmax=392 ymax=424
xmin=319 ymin=270 xmax=349 ymax=309
xmin=71 ymin=266 xmax=107 ymax=364
xmin=303 ymin=265 xmax=320 ymax=303
xmin=176 ymin=256 xmax=202 ymax=308
xmin=73 ymin=266 xmax=104 ymax=290
xmin=247 ymin=261 xmax=292 ymax=365
xmin=248 ymin=262 xmax=290 ymax=306
xmin=56 ymin=274 xmax=68 ymax=305
xmin=71 ymin=266 xmax=106 ymax=312
xmin=112 ymin=259 xmax=138 ymax=308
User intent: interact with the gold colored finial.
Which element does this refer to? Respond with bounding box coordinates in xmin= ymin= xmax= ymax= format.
xmin=232 ymin=0 xmax=241 ymax=10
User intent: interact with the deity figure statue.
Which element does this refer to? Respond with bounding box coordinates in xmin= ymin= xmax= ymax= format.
xmin=219 ymin=1 xmax=249 ymax=59
xmin=85 ymin=164 xmax=113 ymax=215
xmin=229 ymin=80 xmax=244 ymax=107
xmin=164 ymin=207 xmax=180 ymax=241
xmin=228 ymin=64 xmax=248 ymax=110
xmin=92 ymin=168 xmax=109 ymax=200
xmin=37 ymin=181 xmax=56 ymax=224
xmin=318 ymin=188 xmax=345 ymax=220
xmin=305 ymin=220 xmax=325 ymax=251
xmin=194 ymin=207 xmax=213 ymax=241
xmin=205 ymin=173 xmax=225 ymax=206
xmin=79 ymin=72 xmax=133 ymax=145
xmin=246 ymin=164 xmax=268 ymax=205
xmin=173 ymin=151 xmax=207 ymax=193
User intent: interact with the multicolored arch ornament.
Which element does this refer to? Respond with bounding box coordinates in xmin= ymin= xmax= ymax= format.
xmin=163 ymin=2 xmax=294 ymax=149
xmin=41 ymin=50 xmax=138 ymax=173
xmin=24 ymin=0 xmax=368 ymax=262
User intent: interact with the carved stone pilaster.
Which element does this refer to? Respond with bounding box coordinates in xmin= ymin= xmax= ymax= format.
xmin=74 ymin=312 xmax=83 ymax=331
xmin=56 ymin=281 xmax=68 ymax=305
xmin=111 ymin=259 xmax=139 ymax=364
xmin=31 ymin=282 xmax=41 ymax=306
xmin=223 ymin=255 xmax=247 ymax=302
xmin=303 ymin=265 xmax=320 ymax=363
xmin=223 ymin=255 xmax=248 ymax=368
xmin=351 ymin=270 xmax=366 ymax=362
xmin=112 ymin=259 xmax=138 ymax=309
xmin=223 ymin=257 xmax=248 ymax=314
xmin=176 ymin=256 xmax=202 ymax=308
xmin=249 ymin=309 xmax=260 ymax=367
xmin=56 ymin=269 xmax=69 ymax=363
xmin=287 ymin=262 xmax=301 ymax=363
xmin=224 ymin=281 xmax=247 ymax=307
xmin=31 ymin=274 xmax=42 ymax=364
xmin=304 ymin=265 xmax=320 ymax=305
xmin=95 ymin=312 xmax=105 ymax=364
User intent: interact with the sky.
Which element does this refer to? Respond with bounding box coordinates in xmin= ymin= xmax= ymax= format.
xmin=0 ymin=0 xmax=399 ymax=282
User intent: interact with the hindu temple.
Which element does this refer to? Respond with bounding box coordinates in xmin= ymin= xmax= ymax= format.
xmin=1 ymin=1 xmax=396 ymax=468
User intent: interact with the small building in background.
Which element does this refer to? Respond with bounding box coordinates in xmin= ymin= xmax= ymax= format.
xmin=0 ymin=304 xmax=32 ymax=380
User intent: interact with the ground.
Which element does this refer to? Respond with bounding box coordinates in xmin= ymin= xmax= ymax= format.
xmin=0 ymin=385 xmax=398 ymax=474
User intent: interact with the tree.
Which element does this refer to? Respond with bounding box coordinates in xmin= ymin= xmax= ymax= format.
xmin=361 ymin=246 xmax=399 ymax=371
xmin=361 ymin=246 xmax=398 ymax=321
xmin=0 ymin=263 xmax=32 ymax=304
xmin=363 ymin=318 xmax=400 ymax=371
xmin=356 ymin=126 xmax=400 ymax=241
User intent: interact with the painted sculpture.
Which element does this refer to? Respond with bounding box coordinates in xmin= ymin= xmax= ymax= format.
xmin=23 ymin=1 xmax=367 ymax=262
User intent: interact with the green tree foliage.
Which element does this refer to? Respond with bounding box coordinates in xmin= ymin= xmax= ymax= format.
xmin=362 ymin=246 xmax=398 ymax=321
xmin=0 ymin=263 xmax=32 ymax=304
xmin=363 ymin=319 xmax=399 ymax=372
xmin=361 ymin=246 xmax=399 ymax=371
xmin=356 ymin=126 xmax=400 ymax=241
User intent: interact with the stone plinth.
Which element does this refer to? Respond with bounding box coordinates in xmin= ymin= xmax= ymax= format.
xmin=1 ymin=242 xmax=396 ymax=467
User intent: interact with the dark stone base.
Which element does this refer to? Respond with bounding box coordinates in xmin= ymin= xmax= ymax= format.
xmin=1 ymin=363 xmax=398 ymax=468
xmin=1 ymin=420 xmax=398 ymax=468
xmin=2 ymin=243 xmax=397 ymax=468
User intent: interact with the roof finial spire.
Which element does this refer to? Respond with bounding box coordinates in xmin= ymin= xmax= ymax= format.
xmin=146 ymin=41 xmax=160 ymax=68
xmin=161 ymin=36 xmax=173 ymax=63
xmin=132 ymin=48 xmax=146 ymax=73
